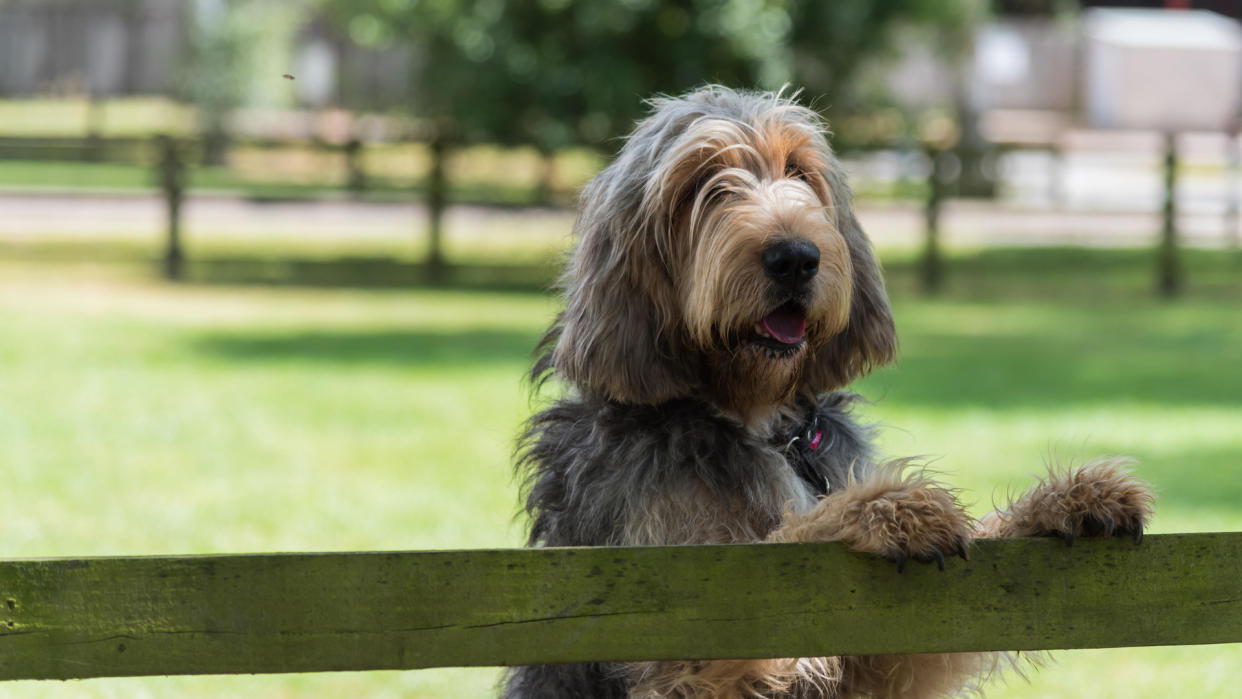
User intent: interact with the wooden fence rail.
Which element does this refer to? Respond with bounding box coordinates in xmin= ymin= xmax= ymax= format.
xmin=0 ymin=533 xmax=1239 ymax=682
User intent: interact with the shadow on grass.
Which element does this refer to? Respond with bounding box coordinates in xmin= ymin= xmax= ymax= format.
xmin=194 ymin=328 xmax=544 ymax=367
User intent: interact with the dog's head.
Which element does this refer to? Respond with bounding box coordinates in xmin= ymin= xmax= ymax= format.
xmin=541 ymin=86 xmax=895 ymax=417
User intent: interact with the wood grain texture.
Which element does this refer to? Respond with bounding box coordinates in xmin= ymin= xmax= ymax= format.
xmin=0 ymin=534 xmax=1239 ymax=680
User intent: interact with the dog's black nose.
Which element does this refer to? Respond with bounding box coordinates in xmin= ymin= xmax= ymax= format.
xmin=762 ymin=239 xmax=819 ymax=288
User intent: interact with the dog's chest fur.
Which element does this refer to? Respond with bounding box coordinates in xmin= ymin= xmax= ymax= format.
xmin=520 ymin=391 xmax=873 ymax=548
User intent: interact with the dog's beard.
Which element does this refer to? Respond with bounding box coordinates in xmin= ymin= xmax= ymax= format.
xmin=703 ymin=305 xmax=816 ymax=418
xmin=706 ymin=338 xmax=804 ymax=418
xmin=693 ymin=267 xmax=851 ymax=416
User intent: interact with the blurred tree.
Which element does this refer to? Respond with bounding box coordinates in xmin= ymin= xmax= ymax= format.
xmin=320 ymin=0 xmax=786 ymax=281
xmin=319 ymin=0 xmax=978 ymax=280
xmin=787 ymin=0 xmax=978 ymax=147
xmin=454 ymin=1 xmax=797 ymax=205
xmin=183 ymin=0 xmax=303 ymax=165
xmin=784 ymin=0 xmax=979 ymax=296
xmin=182 ymin=0 xmax=250 ymax=166
xmin=993 ymin=0 xmax=1058 ymax=15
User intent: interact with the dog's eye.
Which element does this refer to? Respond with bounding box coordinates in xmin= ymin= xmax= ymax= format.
xmin=784 ymin=163 xmax=811 ymax=182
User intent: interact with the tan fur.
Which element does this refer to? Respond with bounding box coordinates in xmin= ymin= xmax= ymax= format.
xmin=838 ymin=653 xmax=998 ymax=699
xmin=672 ymin=120 xmax=854 ymax=350
xmin=770 ymin=461 xmax=973 ymax=559
xmin=658 ymin=116 xmax=856 ymax=418
xmin=630 ymin=657 xmax=841 ymax=699
xmin=977 ymin=457 xmax=1155 ymax=540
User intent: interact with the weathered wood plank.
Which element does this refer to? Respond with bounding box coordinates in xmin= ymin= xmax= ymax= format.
xmin=0 ymin=534 xmax=1239 ymax=681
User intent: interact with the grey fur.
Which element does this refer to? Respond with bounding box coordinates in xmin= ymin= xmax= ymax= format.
xmin=504 ymin=86 xmax=894 ymax=698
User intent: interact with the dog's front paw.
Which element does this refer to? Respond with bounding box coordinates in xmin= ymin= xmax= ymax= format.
xmin=774 ymin=461 xmax=973 ymax=572
xmin=993 ymin=457 xmax=1155 ymax=545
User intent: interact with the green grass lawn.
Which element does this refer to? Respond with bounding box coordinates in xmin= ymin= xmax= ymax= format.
xmin=1 ymin=245 xmax=1240 ymax=697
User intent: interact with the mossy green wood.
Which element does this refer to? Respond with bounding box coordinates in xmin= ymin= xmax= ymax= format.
xmin=0 ymin=534 xmax=1239 ymax=681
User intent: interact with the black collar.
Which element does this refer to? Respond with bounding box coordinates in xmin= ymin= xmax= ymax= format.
xmin=779 ymin=403 xmax=830 ymax=496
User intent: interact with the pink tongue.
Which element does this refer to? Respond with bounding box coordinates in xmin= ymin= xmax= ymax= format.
xmin=761 ymin=308 xmax=806 ymax=344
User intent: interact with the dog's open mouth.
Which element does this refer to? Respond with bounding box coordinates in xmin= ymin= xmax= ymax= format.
xmin=747 ymin=302 xmax=807 ymax=354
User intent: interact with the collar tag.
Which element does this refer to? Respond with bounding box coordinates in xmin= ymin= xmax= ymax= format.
xmin=808 ymin=429 xmax=823 ymax=451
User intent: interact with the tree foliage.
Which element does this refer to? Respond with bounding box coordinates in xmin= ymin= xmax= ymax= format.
xmin=322 ymin=0 xmax=977 ymax=149
xmin=321 ymin=0 xmax=804 ymax=150
xmin=788 ymin=0 xmax=977 ymax=111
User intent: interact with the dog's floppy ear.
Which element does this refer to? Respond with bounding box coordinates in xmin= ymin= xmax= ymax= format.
xmin=540 ymin=161 xmax=697 ymax=405
xmin=805 ymin=191 xmax=897 ymax=391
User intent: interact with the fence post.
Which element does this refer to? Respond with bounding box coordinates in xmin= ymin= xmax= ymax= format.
xmin=921 ymin=147 xmax=947 ymax=294
xmin=84 ymin=94 xmax=105 ymax=162
xmin=156 ymin=134 xmax=186 ymax=281
xmin=425 ymin=136 xmax=448 ymax=285
xmin=1157 ymin=132 xmax=1182 ymax=297
xmin=345 ymin=138 xmax=367 ymax=196
xmin=1225 ymin=130 xmax=1240 ymax=254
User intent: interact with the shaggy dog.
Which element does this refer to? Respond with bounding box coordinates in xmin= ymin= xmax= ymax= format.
xmin=501 ymin=86 xmax=1155 ymax=698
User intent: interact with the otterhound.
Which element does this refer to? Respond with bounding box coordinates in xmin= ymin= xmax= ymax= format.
xmin=502 ymin=86 xmax=1155 ymax=698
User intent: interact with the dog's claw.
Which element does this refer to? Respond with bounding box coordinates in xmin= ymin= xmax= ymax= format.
xmin=1056 ymin=515 xmax=1146 ymax=548
xmin=893 ymin=547 xmax=959 ymax=572
xmin=957 ymin=541 xmax=970 ymax=561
